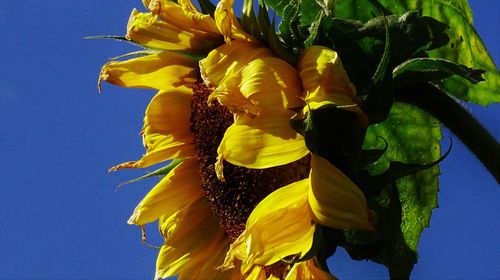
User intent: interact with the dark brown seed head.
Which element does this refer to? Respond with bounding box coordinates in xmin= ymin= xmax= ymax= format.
xmin=190 ymin=81 xmax=310 ymax=277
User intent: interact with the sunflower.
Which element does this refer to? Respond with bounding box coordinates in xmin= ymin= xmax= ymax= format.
xmin=98 ymin=0 xmax=375 ymax=279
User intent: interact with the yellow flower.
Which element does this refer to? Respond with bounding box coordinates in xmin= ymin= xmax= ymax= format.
xmin=98 ymin=0 xmax=374 ymax=279
xmin=207 ymin=45 xmax=375 ymax=276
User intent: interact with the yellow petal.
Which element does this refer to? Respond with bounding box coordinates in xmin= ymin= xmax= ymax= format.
xmin=155 ymin=198 xmax=228 ymax=279
xmin=144 ymin=88 xmax=192 ymax=137
xmin=179 ymin=239 xmax=241 ymax=280
xmin=177 ymin=0 xmax=221 ymax=34
xmin=245 ymin=265 xmax=267 ymax=280
xmin=216 ymin=113 xmax=309 ymax=178
xmin=199 ymin=40 xmax=274 ymax=87
xmin=143 ymin=0 xmax=220 ymax=34
xmin=285 ymin=260 xmax=337 ymax=280
xmin=308 ymin=155 xmax=374 ymax=230
xmin=214 ymin=57 xmax=308 ymax=176
xmin=128 ymin=159 xmax=203 ymax=226
xmin=233 ymin=179 xmax=315 ymax=267
xmin=109 ymin=89 xmax=195 ymax=170
xmin=214 ymin=0 xmax=255 ymax=43
xmin=234 ymin=57 xmax=304 ymax=110
xmin=211 ymin=57 xmax=304 ymax=116
xmin=126 ymin=9 xmax=221 ymax=52
xmin=98 ymin=51 xmax=197 ymax=91
xmin=299 ymin=46 xmax=367 ymax=124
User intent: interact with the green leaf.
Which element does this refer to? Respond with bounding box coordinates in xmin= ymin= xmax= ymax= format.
xmin=300 ymin=0 xmax=322 ymax=26
xmin=393 ymin=57 xmax=485 ymax=87
xmin=303 ymin=12 xmax=324 ymax=47
xmin=331 ymin=11 xmax=449 ymax=64
xmin=314 ymin=0 xmax=334 ymax=16
xmin=353 ymin=137 xmax=388 ymax=170
xmin=334 ymin=0 xmax=500 ymax=105
xmin=262 ymin=0 xmax=292 ymax=16
xmin=362 ymin=102 xmax=442 ymax=273
xmin=278 ymin=2 xmax=300 ymax=47
xmin=116 ymin=159 xmax=182 ymax=189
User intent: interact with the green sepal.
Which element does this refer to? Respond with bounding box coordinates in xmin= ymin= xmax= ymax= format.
xmin=84 ymin=35 xmax=128 ymax=41
xmin=353 ymin=137 xmax=388 ymax=170
xmin=116 ymin=159 xmax=183 ymax=190
xmin=290 ymin=105 xmax=366 ymax=170
xmin=109 ymin=50 xmax=161 ymax=60
xmin=355 ymin=142 xmax=450 ymax=198
xmin=314 ymin=0 xmax=334 ymax=16
xmin=242 ymin=0 xmax=264 ymax=42
xmin=362 ymin=16 xmax=393 ymax=124
xmin=393 ymin=57 xmax=485 ymax=87
xmin=278 ymin=3 xmax=303 ymax=53
xmin=196 ymin=0 xmax=216 ymax=16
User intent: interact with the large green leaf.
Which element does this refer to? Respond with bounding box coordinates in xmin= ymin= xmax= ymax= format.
xmin=335 ymin=0 xmax=500 ymax=105
xmin=362 ymin=102 xmax=442 ymax=273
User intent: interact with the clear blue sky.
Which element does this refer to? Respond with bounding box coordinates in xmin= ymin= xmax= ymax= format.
xmin=0 ymin=1 xmax=498 ymax=279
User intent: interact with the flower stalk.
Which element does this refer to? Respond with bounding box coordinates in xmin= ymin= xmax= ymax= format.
xmin=396 ymin=82 xmax=500 ymax=182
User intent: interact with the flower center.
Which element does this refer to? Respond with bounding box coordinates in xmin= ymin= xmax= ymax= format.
xmin=190 ymin=81 xmax=310 ymax=240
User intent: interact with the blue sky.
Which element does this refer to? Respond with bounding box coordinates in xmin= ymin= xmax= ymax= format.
xmin=0 ymin=1 xmax=498 ymax=279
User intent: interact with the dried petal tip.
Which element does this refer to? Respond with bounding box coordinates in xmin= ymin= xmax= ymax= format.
xmin=97 ymin=64 xmax=111 ymax=93
xmin=215 ymin=154 xmax=225 ymax=182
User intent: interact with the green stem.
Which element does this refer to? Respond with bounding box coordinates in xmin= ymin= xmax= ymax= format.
xmin=395 ymin=82 xmax=500 ymax=183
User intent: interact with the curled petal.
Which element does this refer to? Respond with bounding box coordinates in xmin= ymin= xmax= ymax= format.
xmin=214 ymin=57 xmax=308 ymax=176
xmin=224 ymin=179 xmax=315 ymax=268
xmin=236 ymin=57 xmax=304 ymax=111
xmin=155 ymin=198 xmax=229 ymax=279
xmin=126 ymin=9 xmax=221 ymax=52
xmin=308 ymin=155 xmax=375 ymax=230
xmin=285 ymin=260 xmax=337 ymax=280
xmin=200 ymin=41 xmax=274 ymax=87
xmin=110 ymin=89 xmax=195 ymax=170
xmin=143 ymin=0 xmax=220 ymax=34
xmin=216 ymin=113 xmax=308 ymax=179
xmin=210 ymin=57 xmax=304 ymax=116
xmin=215 ymin=0 xmax=255 ymax=43
xmin=245 ymin=265 xmax=267 ymax=280
xmin=128 ymin=159 xmax=203 ymax=226
xmin=299 ymin=46 xmax=367 ymax=124
xmin=98 ymin=51 xmax=197 ymax=91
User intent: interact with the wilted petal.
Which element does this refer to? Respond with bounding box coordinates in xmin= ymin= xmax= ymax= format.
xmin=308 ymin=155 xmax=374 ymax=230
xmin=216 ymin=113 xmax=308 ymax=179
xmin=226 ymin=179 xmax=315 ymax=267
xmin=285 ymin=260 xmax=337 ymax=280
xmin=126 ymin=9 xmax=221 ymax=52
xmin=155 ymin=198 xmax=228 ymax=279
xmin=214 ymin=57 xmax=308 ymax=177
xmin=213 ymin=57 xmax=304 ymax=114
xmin=143 ymin=0 xmax=220 ymax=34
xmin=128 ymin=159 xmax=203 ymax=226
xmin=199 ymin=41 xmax=274 ymax=87
xmin=215 ymin=0 xmax=255 ymax=43
xmin=98 ymin=51 xmax=197 ymax=91
xmin=110 ymin=89 xmax=195 ymax=170
xmin=245 ymin=265 xmax=267 ymax=280
xmin=299 ymin=46 xmax=366 ymax=124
